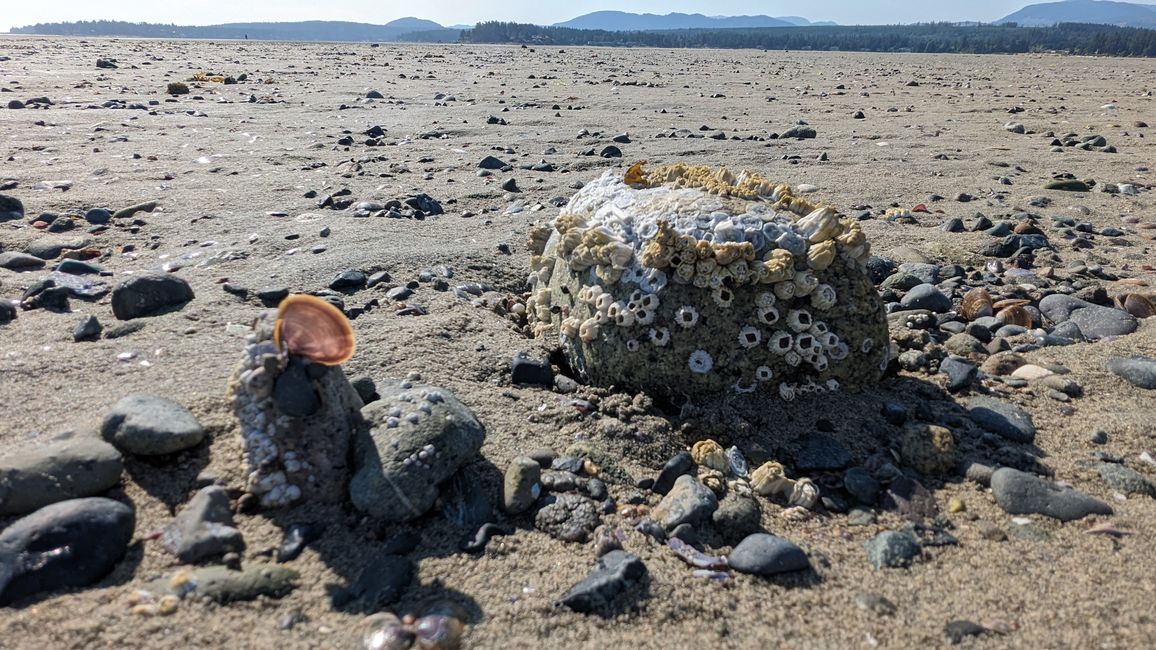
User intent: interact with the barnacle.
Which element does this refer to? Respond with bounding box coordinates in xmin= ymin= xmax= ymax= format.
xmin=649 ymin=327 xmax=670 ymax=346
xmin=688 ymin=349 xmax=713 ymax=374
xmin=737 ymin=325 xmax=762 ymax=348
xmin=750 ymin=461 xmax=791 ymax=496
xmin=786 ymin=309 xmax=813 ymax=333
xmin=698 ymin=468 xmax=727 ymax=497
xmin=787 ymin=478 xmax=820 ymax=509
xmin=795 ymin=206 xmax=842 ymax=243
xmin=711 ymin=285 xmax=735 ymax=308
xmin=755 ymin=291 xmax=777 ymax=308
xmin=768 ymin=331 xmax=794 ymax=354
xmin=810 ymin=284 xmax=837 ymax=310
xmin=793 ymin=270 xmax=819 ymax=296
xmin=691 ymin=439 xmax=729 ymax=472
xmin=273 ymin=294 xmax=356 ymax=365
xmin=773 ymin=280 xmax=797 ymax=301
xmin=675 ymin=305 xmax=700 ymax=329
xmin=579 ymin=318 xmax=602 ymax=342
xmin=807 ymin=240 xmax=837 ymax=271
xmin=757 ymin=305 xmax=781 ymax=326
xmin=755 ymin=365 xmax=774 ymax=382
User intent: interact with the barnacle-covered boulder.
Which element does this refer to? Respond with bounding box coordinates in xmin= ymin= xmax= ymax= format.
xmin=526 ymin=163 xmax=888 ymax=401
xmin=226 ymin=308 xmax=363 ymax=508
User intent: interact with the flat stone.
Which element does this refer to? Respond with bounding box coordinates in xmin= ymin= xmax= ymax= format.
xmin=25 ymin=237 xmax=90 ymax=260
xmin=558 ymin=550 xmax=647 ymax=616
xmin=939 ymin=357 xmax=977 ymax=392
xmin=865 ymin=530 xmax=921 ymax=569
xmin=990 ymin=467 xmax=1112 ymax=521
xmin=100 ymin=394 xmax=206 ymax=456
xmin=511 ymin=352 xmax=553 ymax=387
xmin=0 ymin=497 xmax=135 ymax=605
xmin=652 ymin=451 xmax=694 ymax=495
xmin=0 ymin=194 xmax=23 ymax=221
xmin=1098 ymin=463 xmax=1156 ymax=498
xmin=0 ymin=432 xmax=123 ymax=516
xmin=727 ymin=533 xmax=810 ymax=576
xmin=146 ymin=565 xmax=299 ymax=604
xmin=794 ymin=433 xmax=853 ymax=471
xmin=350 ymin=382 xmax=485 ymax=522
xmin=966 ymin=396 xmax=1036 ymax=443
xmin=1106 ymin=357 xmax=1156 ymax=389
xmin=651 ymin=474 xmax=718 ymax=530
xmin=110 ymin=272 xmax=194 ymax=319
xmin=0 ymin=252 xmax=45 ymax=270
xmin=161 ymin=486 xmax=245 ymax=563
xmin=900 ymin=283 xmax=952 ymax=312
xmin=1039 ymin=294 xmax=1136 ymax=340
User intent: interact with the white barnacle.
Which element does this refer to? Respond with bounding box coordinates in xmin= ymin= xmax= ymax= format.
xmin=675 ymin=305 xmax=700 ymax=329
xmin=829 ymin=341 xmax=850 ymax=360
xmin=755 ymin=291 xmax=776 ymax=308
xmin=635 ymin=309 xmax=655 ymax=325
xmin=793 ymin=270 xmax=818 ymax=296
xmin=595 ymin=292 xmax=614 ymax=313
xmin=733 ymin=380 xmax=757 ymax=394
xmin=755 ymin=365 xmax=774 ymax=382
xmin=711 ymin=285 xmax=735 ymax=309
xmin=738 ymin=325 xmax=762 ymax=348
xmin=626 ymin=338 xmax=640 ymax=352
xmin=579 ymin=317 xmax=602 ymax=343
xmin=784 ymin=350 xmax=802 ymax=367
xmin=788 ymin=478 xmax=820 ymax=509
xmin=819 ymin=332 xmax=840 ymax=350
xmin=768 ymin=330 xmax=794 ymax=355
xmin=607 ymin=301 xmax=634 ymax=327
xmin=688 ymin=349 xmax=714 ymax=374
xmin=773 ymin=280 xmax=796 ymax=301
xmin=779 ymin=382 xmax=797 ymax=401
xmin=577 ymin=286 xmax=593 ymax=303
xmin=794 ymin=333 xmax=817 ymax=356
xmin=811 ymin=284 xmax=837 ymax=310
xmin=786 ymin=309 xmax=813 ymax=333
xmin=861 ymin=337 xmax=874 ymax=353
xmin=649 ymin=326 xmax=671 ymax=346
xmin=757 ymin=305 xmax=780 ymax=326
xmin=639 ymin=293 xmax=660 ymax=311
xmin=825 ymin=378 xmax=840 ymax=391
xmin=643 ymin=268 xmax=668 ymax=293
xmin=811 ymin=354 xmax=829 ymax=372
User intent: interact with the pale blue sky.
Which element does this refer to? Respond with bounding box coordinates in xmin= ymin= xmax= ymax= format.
xmin=1 ymin=1 xmax=1041 ymax=32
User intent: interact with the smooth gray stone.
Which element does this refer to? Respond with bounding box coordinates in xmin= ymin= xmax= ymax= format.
xmin=795 ymin=433 xmax=853 ymax=471
xmin=1098 ymin=464 xmax=1156 ymax=498
xmin=0 ymin=252 xmax=45 ymax=270
xmin=1039 ymin=294 xmax=1136 ymax=340
xmin=502 ymin=456 xmax=541 ymax=515
xmin=0 ymin=432 xmax=123 ymax=516
xmin=990 ymin=467 xmax=1112 ymax=521
xmin=25 ymin=237 xmax=90 ymax=260
xmin=865 ymin=530 xmax=921 ymax=569
xmin=652 ymin=474 xmax=717 ymax=530
xmin=101 ymin=394 xmax=205 ymax=456
xmin=900 ymin=283 xmax=952 ymax=312
xmin=1106 ymin=357 xmax=1156 ymax=389
xmin=728 ymin=533 xmax=809 ymax=576
xmin=966 ymin=396 xmax=1036 ymax=443
xmin=161 ymin=486 xmax=244 ymax=563
xmin=711 ymin=493 xmax=761 ymax=543
xmin=558 ymin=550 xmax=647 ymax=615
xmin=110 ymin=272 xmax=194 ymax=319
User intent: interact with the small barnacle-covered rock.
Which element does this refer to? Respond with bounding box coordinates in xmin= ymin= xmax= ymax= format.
xmin=226 ymin=297 xmax=364 ymax=508
xmin=527 ymin=163 xmax=888 ymax=400
xmin=350 ymin=382 xmax=486 ymax=522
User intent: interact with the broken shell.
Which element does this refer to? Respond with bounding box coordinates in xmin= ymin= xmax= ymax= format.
xmin=750 ymin=461 xmax=792 ymax=496
xmin=698 ymin=467 xmax=727 ymax=497
xmin=1115 ymin=294 xmax=1155 ymax=318
xmin=273 ymin=294 xmax=356 ymax=365
xmin=691 ymin=439 xmax=728 ymax=472
xmin=787 ymin=477 xmax=820 ymax=510
xmin=991 ymin=298 xmax=1031 ymax=310
xmin=960 ymin=287 xmax=993 ymax=321
xmin=995 ymin=305 xmax=1032 ymax=327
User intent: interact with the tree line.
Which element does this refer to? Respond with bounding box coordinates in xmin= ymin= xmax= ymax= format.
xmin=461 ymin=21 xmax=1156 ymax=57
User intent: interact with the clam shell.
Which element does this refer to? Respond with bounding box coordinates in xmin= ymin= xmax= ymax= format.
xmin=960 ymin=287 xmax=993 ymax=321
xmin=273 ymin=294 xmax=356 ymax=365
xmin=995 ymin=305 xmax=1032 ymax=327
xmin=1116 ymin=294 xmax=1156 ymax=318
xmin=992 ymin=298 xmax=1031 ymax=310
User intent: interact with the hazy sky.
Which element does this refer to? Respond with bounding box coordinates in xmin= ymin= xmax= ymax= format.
xmin=1 ymin=1 xmax=1040 ymax=32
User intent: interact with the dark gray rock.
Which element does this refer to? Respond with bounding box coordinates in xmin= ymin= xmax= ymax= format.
xmin=843 ymin=467 xmax=881 ymax=505
xmin=653 ymin=451 xmax=694 ymax=495
xmin=511 ymin=352 xmax=553 ymax=387
xmin=945 ymin=620 xmax=987 ymax=644
xmin=652 ymin=475 xmax=717 ymax=530
xmin=25 ymin=237 xmax=90 ymax=260
xmin=0 ymin=252 xmax=45 ymax=270
xmin=794 ymin=433 xmax=853 ymax=471
xmin=0 ymin=194 xmax=23 ymax=221
xmin=966 ymin=397 xmax=1036 ymax=443
xmin=344 ymin=554 xmax=412 ymax=609
xmin=1039 ymin=294 xmax=1136 ymax=340
xmin=0 ymin=301 xmax=15 ymax=324
xmin=0 ymin=433 xmax=123 ymax=516
xmin=711 ymin=493 xmax=761 ymax=543
xmin=73 ymin=315 xmax=102 ymax=342
xmin=558 ymin=550 xmax=647 ymax=616
xmin=478 ymin=156 xmax=507 ymax=170
xmin=599 ymin=145 xmax=623 ymax=158
xmin=782 ymin=125 xmax=817 ymax=139
xmin=865 ymin=530 xmax=921 ymax=569
xmin=162 ymin=486 xmax=244 ymax=563
xmin=272 ymin=359 xmax=321 ymax=417
xmin=100 ymin=393 xmax=205 ymax=456
xmin=83 ymin=208 xmax=112 ymax=225
xmin=0 ymin=497 xmax=135 ymax=605
xmin=1106 ymin=357 xmax=1156 ymax=389
xmin=276 ymin=522 xmax=326 ymax=563
xmin=111 ymin=201 xmax=158 ymax=220
xmin=990 ymin=467 xmax=1112 ymax=521
xmin=939 ymin=357 xmax=977 ymax=392
xmin=110 ymin=272 xmax=194 ymax=320
xmin=350 ymin=382 xmax=485 ymax=522
xmin=329 ymin=269 xmax=366 ymax=291
xmin=901 ymin=284 xmax=952 ymax=312
xmin=1098 ymin=464 xmax=1156 ymax=498
xmin=728 ymin=533 xmax=810 ymax=576
xmin=535 ymin=493 xmax=599 ymax=542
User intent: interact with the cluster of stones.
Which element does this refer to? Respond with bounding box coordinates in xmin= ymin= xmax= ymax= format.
xmin=526 ymin=163 xmax=888 ymax=400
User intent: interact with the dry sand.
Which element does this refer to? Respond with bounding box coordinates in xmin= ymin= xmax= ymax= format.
xmin=1 ymin=37 xmax=1155 ymax=649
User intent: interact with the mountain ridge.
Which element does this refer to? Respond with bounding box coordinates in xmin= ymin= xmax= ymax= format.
xmin=551 ymin=11 xmax=835 ymax=31
xmin=996 ymin=0 xmax=1156 ymax=27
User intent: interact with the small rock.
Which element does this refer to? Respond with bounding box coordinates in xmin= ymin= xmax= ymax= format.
xmin=865 ymin=530 xmax=921 ymax=569
xmin=945 ymin=620 xmax=987 ymax=644
xmin=0 ymin=252 xmax=45 ymax=270
xmin=101 ymin=394 xmax=205 ymax=456
xmin=147 ymin=565 xmax=299 ymax=604
xmin=1105 ymin=357 xmax=1156 ymax=389
xmin=558 ymin=550 xmax=647 ymax=616
xmin=652 ymin=451 xmax=694 ymax=495
xmin=110 ymin=272 xmax=195 ymax=320
xmin=727 ymin=533 xmax=809 ymax=576
xmin=711 ymin=493 xmax=762 ymax=543
xmin=966 ymin=397 xmax=1036 ymax=443
xmin=0 ymin=194 xmax=24 ymax=221
xmin=276 ymin=522 xmax=327 ymax=563
xmin=73 ymin=315 xmax=102 ymax=342
xmin=900 ymin=423 xmax=956 ymax=475
xmin=329 ymin=269 xmax=367 ymax=291
xmin=535 ymin=493 xmax=599 ymax=542
xmin=510 ymin=352 xmax=553 ymax=387
xmin=843 ymin=467 xmax=881 ymax=505
xmin=854 ymin=592 xmax=897 ymax=615
xmin=651 ymin=475 xmax=718 ymax=530
xmin=1098 ymin=464 xmax=1156 ymax=498
xmin=990 ymin=467 xmax=1112 ymax=521
xmin=341 ymin=555 xmax=413 ymax=608
xmin=901 ymin=284 xmax=952 ymax=312
xmin=502 ymin=456 xmax=541 ymax=515
xmin=794 ymin=433 xmax=852 ymax=471
xmin=161 ymin=486 xmax=244 ymax=563
xmin=0 ymin=433 xmax=123 ymax=516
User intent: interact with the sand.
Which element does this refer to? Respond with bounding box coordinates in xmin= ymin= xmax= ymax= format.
xmin=1 ymin=37 xmax=1155 ymax=649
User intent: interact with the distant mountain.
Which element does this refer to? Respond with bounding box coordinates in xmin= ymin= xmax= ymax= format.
xmin=774 ymin=16 xmax=838 ymax=26
xmin=552 ymin=11 xmax=795 ymax=31
xmin=996 ymin=0 xmax=1156 ymax=27
xmin=9 ymin=17 xmax=446 ymax=41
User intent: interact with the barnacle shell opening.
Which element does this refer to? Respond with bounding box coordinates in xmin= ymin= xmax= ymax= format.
xmin=526 ymin=163 xmax=888 ymax=401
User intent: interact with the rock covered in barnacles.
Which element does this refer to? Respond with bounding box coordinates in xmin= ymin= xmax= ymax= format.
xmin=226 ymin=307 xmax=364 ymax=508
xmin=526 ymin=163 xmax=887 ymax=401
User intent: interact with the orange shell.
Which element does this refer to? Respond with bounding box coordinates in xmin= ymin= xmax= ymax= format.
xmin=995 ymin=305 xmax=1032 ymax=328
xmin=960 ymin=287 xmax=993 ymax=321
xmin=273 ymin=294 xmax=356 ymax=365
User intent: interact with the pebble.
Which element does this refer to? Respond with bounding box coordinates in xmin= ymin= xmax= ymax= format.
xmin=865 ymin=530 xmax=921 ymax=569
xmin=900 ymin=423 xmax=956 ymax=475
xmin=26 ymin=237 xmax=90 ymax=260
xmin=510 ymin=352 xmax=553 ymax=387
xmin=101 ymin=394 xmax=205 ymax=456
xmin=350 ymin=382 xmax=485 ymax=522
xmin=110 ymin=272 xmax=195 ymax=320
xmin=900 ymin=283 xmax=952 ymax=312
xmin=0 ymin=301 xmax=16 ymax=324
xmin=149 ymin=565 xmax=299 ymax=604
xmin=0 ymin=432 xmax=123 ymax=516
xmin=73 ymin=314 xmax=103 ymax=341
xmin=939 ymin=357 xmax=977 ymax=392
xmin=945 ymin=620 xmax=987 ymax=644
xmin=0 ymin=194 xmax=23 ymax=221
xmin=711 ymin=493 xmax=762 ymax=543
xmin=112 ymin=201 xmax=158 ymax=220
xmin=843 ymin=467 xmax=881 ymax=505
xmin=794 ymin=433 xmax=852 ymax=471
xmin=728 ymin=533 xmax=810 ymax=576
xmin=276 ymin=522 xmax=327 ymax=562
xmin=990 ymin=467 xmax=1112 ymax=521
xmin=651 ymin=475 xmax=718 ymax=530
xmin=1038 ymin=294 xmax=1137 ymax=340
xmin=329 ymin=269 xmax=367 ymax=290
xmin=558 ymin=550 xmax=647 ymax=616
xmin=0 ymin=497 xmax=135 ymax=605
xmin=273 ymin=359 xmax=321 ymax=417
xmin=652 ymin=451 xmax=694 ymax=495
xmin=1097 ymin=463 xmax=1156 ymax=498
xmin=0 ymin=251 xmax=46 ymax=270
xmin=502 ymin=456 xmax=541 ymax=515
xmin=535 ymin=493 xmax=600 ymax=542
xmin=782 ymin=125 xmax=817 ymax=139
xmin=83 ymin=208 xmax=111 ymax=224
xmin=965 ymin=396 xmax=1036 ymax=443
xmin=161 ymin=486 xmax=244 ymax=563
xmin=854 ymin=592 xmax=897 ymax=615
xmin=1105 ymin=357 xmax=1156 ymax=389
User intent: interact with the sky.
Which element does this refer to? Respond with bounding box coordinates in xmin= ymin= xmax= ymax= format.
xmin=0 ymin=1 xmax=1046 ymax=32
